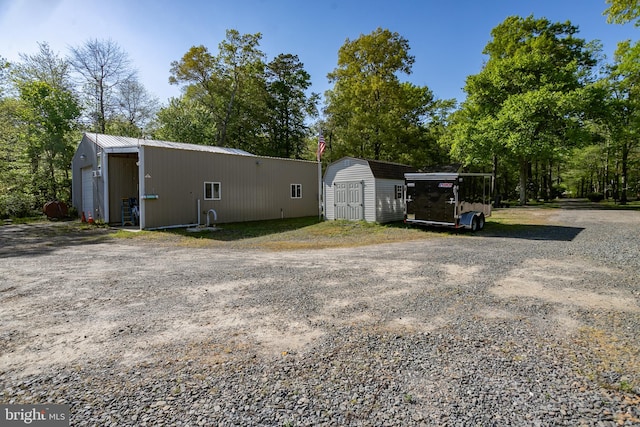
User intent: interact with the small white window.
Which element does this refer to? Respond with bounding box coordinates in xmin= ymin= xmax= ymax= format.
xmin=395 ymin=185 xmax=403 ymax=199
xmin=290 ymin=184 xmax=302 ymax=199
xmin=204 ymin=182 xmax=221 ymax=200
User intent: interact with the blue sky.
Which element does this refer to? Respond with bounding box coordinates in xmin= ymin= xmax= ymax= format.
xmin=1 ymin=0 xmax=638 ymax=107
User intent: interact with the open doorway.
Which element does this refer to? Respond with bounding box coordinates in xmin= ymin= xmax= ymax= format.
xmin=108 ymin=153 xmax=139 ymax=226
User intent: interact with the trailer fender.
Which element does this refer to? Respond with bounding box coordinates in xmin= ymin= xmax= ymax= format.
xmin=459 ymin=211 xmax=485 ymax=231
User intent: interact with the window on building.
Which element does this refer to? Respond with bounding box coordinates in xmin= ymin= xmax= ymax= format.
xmin=204 ymin=182 xmax=221 ymax=200
xmin=291 ymin=184 xmax=302 ymax=199
xmin=395 ymin=185 xmax=403 ymax=199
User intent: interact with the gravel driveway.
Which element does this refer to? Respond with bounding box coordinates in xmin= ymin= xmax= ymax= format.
xmin=1 ymin=206 xmax=639 ymax=426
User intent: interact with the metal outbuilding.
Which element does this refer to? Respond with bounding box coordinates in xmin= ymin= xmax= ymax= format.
xmin=323 ymin=157 xmax=415 ymax=223
xmin=71 ymin=133 xmax=319 ymax=229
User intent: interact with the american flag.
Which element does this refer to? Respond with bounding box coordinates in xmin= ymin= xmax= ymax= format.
xmin=317 ymin=132 xmax=326 ymax=161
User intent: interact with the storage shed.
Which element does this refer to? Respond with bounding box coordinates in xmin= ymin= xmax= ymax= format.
xmin=323 ymin=157 xmax=415 ymax=223
xmin=71 ymin=133 xmax=319 ymax=229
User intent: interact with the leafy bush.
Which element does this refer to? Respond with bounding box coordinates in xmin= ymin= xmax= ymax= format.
xmin=0 ymin=192 xmax=38 ymax=218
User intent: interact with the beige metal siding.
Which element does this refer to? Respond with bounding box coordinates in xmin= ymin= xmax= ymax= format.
xmin=141 ymin=146 xmax=317 ymax=229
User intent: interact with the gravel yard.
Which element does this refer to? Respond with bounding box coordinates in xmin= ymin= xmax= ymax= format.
xmin=1 ymin=205 xmax=639 ymax=426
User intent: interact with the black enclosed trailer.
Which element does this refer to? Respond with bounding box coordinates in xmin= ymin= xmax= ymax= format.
xmin=404 ymin=172 xmax=493 ymax=231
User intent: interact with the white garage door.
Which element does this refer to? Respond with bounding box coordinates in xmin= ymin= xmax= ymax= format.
xmin=81 ymin=166 xmax=93 ymax=217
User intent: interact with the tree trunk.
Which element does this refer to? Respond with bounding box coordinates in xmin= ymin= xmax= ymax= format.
xmin=546 ymin=160 xmax=553 ymax=200
xmin=519 ymin=159 xmax=528 ymax=205
xmin=621 ymin=143 xmax=629 ymax=204
xmin=99 ymin=78 xmax=106 ymax=133
xmin=492 ymin=154 xmax=499 ymax=204
xmin=220 ymin=78 xmax=238 ymax=147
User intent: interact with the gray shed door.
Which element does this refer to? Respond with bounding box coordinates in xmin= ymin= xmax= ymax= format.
xmin=334 ymin=181 xmax=363 ymax=220
xmin=81 ymin=166 xmax=94 ymax=217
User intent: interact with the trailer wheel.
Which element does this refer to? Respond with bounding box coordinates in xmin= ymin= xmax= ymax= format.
xmin=471 ymin=216 xmax=479 ymax=232
xmin=478 ymin=214 xmax=485 ymax=230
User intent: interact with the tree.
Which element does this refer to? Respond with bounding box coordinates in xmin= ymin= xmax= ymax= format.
xmin=324 ymin=28 xmax=436 ymax=163
xmin=153 ymin=97 xmax=217 ymax=145
xmin=0 ymin=94 xmax=33 ymax=217
xmin=169 ymin=30 xmax=267 ymax=150
xmin=562 ymin=144 xmax=609 ymax=197
xmin=17 ymin=80 xmax=80 ymax=204
xmin=264 ymin=53 xmax=318 ymax=158
xmin=69 ymin=38 xmax=136 ymax=133
xmin=449 ymin=16 xmax=599 ymax=204
xmin=13 ymin=42 xmax=73 ymax=92
xmin=0 ymin=57 xmax=13 ymax=98
xmin=605 ymin=0 xmax=640 ymax=26
xmin=108 ymin=77 xmax=159 ymax=137
xmin=1 ymin=49 xmax=80 ymax=216
xmin=600 ymin=40 xmax=640 ymax=203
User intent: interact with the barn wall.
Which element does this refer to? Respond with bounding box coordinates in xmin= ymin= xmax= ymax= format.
xmin=140 ymin=146 xmax=318 ymax=229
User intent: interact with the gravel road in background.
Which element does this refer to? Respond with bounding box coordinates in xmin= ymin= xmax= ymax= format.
xmin=1 ymin=206 xmax=639 ymax=426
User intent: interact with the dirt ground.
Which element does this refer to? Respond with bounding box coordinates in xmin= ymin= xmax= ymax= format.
xmin=0 ymin=206 xmax=639 ymax=382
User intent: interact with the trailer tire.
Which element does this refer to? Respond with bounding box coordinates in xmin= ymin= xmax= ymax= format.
xmin=471 ymin=216 xmax=479 ymax=232
xmin=478 ymin=214 xmax=485 ymax=230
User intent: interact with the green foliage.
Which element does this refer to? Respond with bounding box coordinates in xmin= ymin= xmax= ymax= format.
xmin=0 ymin=192 xmax=38 ymax=218
xmin=153 ymin=97 xmax=217 ymax=144
xmin=324 ymin=28 xmax=441 ymax=165
xmin=0 ymin=94 xmax=30 ymax=218
xmin=593 ymin=40 xmax=640 ymax=203
xmin=16 ymin=80 xmax=80 ymax=205
xmin=12 ymin=42 xmax=73 ymax=92
xmin=449 ymin=15 xmax=600 ymax=204
xmin=0 ymin=56 xmax=12 ymax=98
xmin=0 ymin=43 xmax=86 ymax=217
xmin=263 ymin=53 xmax=319 ymax=158
xmin=163 ymin=30 xmax=319 ymax=157
xmin=168 ymin=30 xmax=268 ymax=151
xmin=605 ymin=0 xmax=640 ymax=26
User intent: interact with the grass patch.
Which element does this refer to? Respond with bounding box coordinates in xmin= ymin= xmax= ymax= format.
xmin=486 ymin=207 xmax=558 ymax=227
xmin=8 ymin=206 xmax=570 ymax=250
xmin=596 ymin=200 xmax=640 ymax=210
xmin=111 ymin=207 xmax=568 ymax=250
xmin=111 ymin=216 xmax=442 ymax=250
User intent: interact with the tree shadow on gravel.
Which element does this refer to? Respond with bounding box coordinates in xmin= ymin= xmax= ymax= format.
xmin=481 ymin=223 xmax=584 ymax=241
xmin=0 ymin=222 xmax=113 ymax=258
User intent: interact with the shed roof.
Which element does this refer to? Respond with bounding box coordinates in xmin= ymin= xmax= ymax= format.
xmin=366 ymin=159 xmax=416 ymax=180
xmin=83 ymin=133 xmax=255 ymax=156
xmin=419 ymin=164 xmax=462 ymax=173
